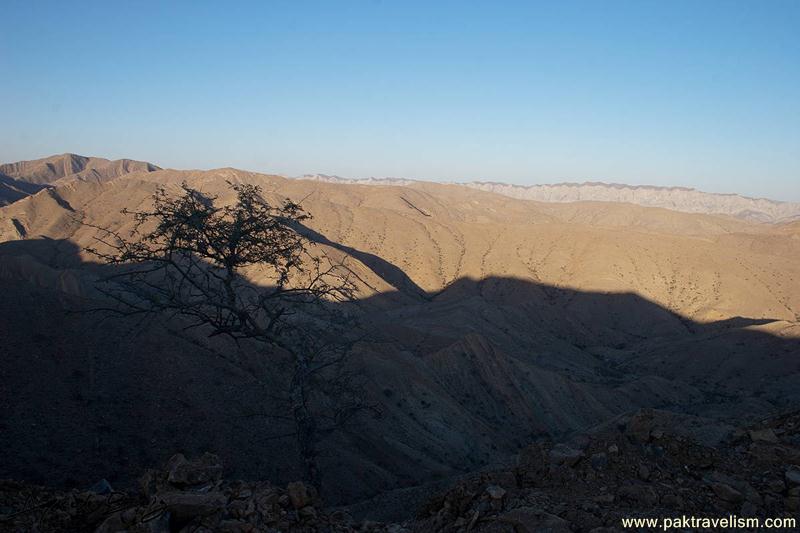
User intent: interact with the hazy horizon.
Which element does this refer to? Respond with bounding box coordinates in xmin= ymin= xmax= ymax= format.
xmin=5 ymin=150 xmax=799 ymax=204
xmin=2 ymin=1 xmax=799 ymax=201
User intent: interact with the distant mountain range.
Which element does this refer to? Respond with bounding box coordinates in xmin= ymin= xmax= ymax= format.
xmin=466 ymin=181 xmax=800 ymax=223
xmin=299 ymin=174 xmax=422 ymax=187
xmin=300 ymin=174 xmax=800 ymax=223
xmin=2 ymin=155 xmax=798 ymax=223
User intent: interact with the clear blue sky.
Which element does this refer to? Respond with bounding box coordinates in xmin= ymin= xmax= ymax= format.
xmin=1 ymin=1 xmax=798 ymax=201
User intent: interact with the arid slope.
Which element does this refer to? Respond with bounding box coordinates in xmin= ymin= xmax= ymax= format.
xmin=1 ymin=157 xmax=798 ymax=504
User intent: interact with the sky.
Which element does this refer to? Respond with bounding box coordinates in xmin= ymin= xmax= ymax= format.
xmin=1 ymin=1 xmax=798 ymax=201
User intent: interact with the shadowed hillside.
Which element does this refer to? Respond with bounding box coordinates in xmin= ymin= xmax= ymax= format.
xmin=1 ymin=236 xmax=798 ymax=509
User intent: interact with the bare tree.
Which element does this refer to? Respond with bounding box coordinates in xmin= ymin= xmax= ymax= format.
xmin=86 ymin=181 xmax=371 ymax=489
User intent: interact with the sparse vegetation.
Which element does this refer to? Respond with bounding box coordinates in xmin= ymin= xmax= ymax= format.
xmin=86 ymin=181 xmax=373 ymax=489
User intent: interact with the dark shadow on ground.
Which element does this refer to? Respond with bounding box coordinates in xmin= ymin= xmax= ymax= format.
xmin=0 ymin=237 xmax=798 ymax=505
xmin=0 ymin=173 xmax=50 ymax=205
xmin=296 ymin=222 xmax=429 ymax=300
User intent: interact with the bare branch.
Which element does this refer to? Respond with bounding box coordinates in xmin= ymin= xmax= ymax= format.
xmin=83 ymin=181 xmax=372 ymax=490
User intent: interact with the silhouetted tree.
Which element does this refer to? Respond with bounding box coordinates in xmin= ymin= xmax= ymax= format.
xmin=86 ymin=181 xmax=370 ymax=489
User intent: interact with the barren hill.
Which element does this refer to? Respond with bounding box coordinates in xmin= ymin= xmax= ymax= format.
xmin=0 ymin=153 xmax=159 ymax=185
xmin=0 ymin=157 xmax=798 ymax=508
xmin=0 ymin=153 xmax=159 ymax=206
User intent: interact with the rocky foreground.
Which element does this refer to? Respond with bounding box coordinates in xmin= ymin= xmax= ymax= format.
xmin=2 ymin=408 xmax=799 ymax=532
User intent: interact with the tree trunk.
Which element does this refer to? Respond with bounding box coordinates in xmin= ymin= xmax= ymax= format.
xmin=291 ymin=356 xmax=321 ymax=490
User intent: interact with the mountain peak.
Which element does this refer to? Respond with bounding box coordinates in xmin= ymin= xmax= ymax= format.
xmin=0 ymin=154 xmax=161 ymax=205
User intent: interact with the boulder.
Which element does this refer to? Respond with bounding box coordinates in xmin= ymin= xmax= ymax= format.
xmin=617 ymin=484 xmax=658 ymax=506
xmin=549 ymin=444 xmax=585 ymax=467
xmin=298 ymin=505 xmax=318 ymax=520
xmin=88 ymin=479 xmax=113 ymax=495
xmin=166 ymin=453 xmax=223 ymax=487
xmin=95 ymin=509 xmax=171 ymax=533
xmin=485 ymin=485 xmax=506 ymax=500
xmin=498 ymin=507 xmax=571 ymax=532
xmin=749 ymin=429 xmax=779 ymax=444
xmin=216 ymin=519 xmax=257 ymax=533
xmin=660 ymin=493 xmax=684 ymax=508
xmin=139 ymin=469 xmax=168 ymax=498
xmin=286 ymin=481 xmax=311 ymax=509
xmin=626 ymin=410 xmax=655 ymax=443
xmin=786 ymin=467 xmax=800 ymax=487
xmin=590 ymin=453 xmax=608 ymax=470
xmin=710 ymin=482 xmax=744 ymax=503
xmin=159 ymin=491 xmax=227 ymax=523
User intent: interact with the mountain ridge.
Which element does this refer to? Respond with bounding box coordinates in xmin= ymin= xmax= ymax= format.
xmin=299 ymin=173 xmax=800 ymax=223
xmin=3 ymin=154 xmax=797 ymax=223
xmin=466 ymin=180 xmax=800 ymax=223
xmin=0 ymin=153 xmax=159 ymax=185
